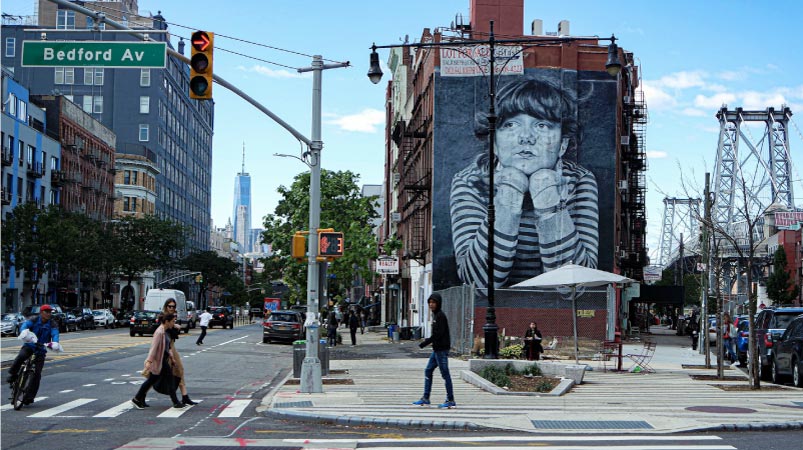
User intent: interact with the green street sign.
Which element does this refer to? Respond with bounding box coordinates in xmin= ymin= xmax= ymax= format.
xmin=22 ymin=41 xmax=167 ymax=68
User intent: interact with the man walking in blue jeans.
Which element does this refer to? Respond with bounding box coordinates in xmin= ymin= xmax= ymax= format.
xmin=413 ymin=293 xmax=455 ymax=408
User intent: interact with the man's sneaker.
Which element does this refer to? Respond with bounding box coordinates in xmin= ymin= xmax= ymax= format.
xmin=412 ymin=398 xmax=431 ymax=406
xmin=438 ymin=400 xmax=456 ymax=409
xmin=131 ymin=397 xmax=148 ymax=409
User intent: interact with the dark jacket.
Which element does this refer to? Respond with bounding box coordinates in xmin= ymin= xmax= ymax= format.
xmin=524 ymin=327 xmax=543 ymax=352
xmin=348 ymin=313 xmax=359 ymax=330
xmin=326 ymin=311 xmax=338 ymax=330
xmin=420 ymin=293 xmax=450 ymax=352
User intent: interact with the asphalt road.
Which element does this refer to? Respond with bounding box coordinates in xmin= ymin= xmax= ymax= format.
xmin=1 ymin=324 xmax=801 ymax=450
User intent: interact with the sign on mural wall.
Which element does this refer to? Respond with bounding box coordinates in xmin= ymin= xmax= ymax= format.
xmin=439 ymin=45 xmax=523 ymax=77
xmin=644 ymin=266 xmax=662 ymax=282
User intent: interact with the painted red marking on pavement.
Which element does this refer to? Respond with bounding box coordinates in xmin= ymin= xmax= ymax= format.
xmin=212 ymin=418 xmax=225 ymax=424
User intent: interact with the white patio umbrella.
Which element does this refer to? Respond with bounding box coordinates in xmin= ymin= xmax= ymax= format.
xmin=511 ymin=264 xmax=635 ymax=364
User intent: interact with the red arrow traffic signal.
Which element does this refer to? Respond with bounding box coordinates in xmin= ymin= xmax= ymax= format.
xmin=189 ymin=31 xmax=214 ymax=100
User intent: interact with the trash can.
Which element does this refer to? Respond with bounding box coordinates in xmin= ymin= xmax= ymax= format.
xmin=319 ymin=339 xmax=329 ymax=376
xmin=387 ymin=324 xmax=396 ymax=339
xmin=412 ymin=326 xmax=422 ymax=340
xmin=400 ymin=326 xmax=412 ymax=340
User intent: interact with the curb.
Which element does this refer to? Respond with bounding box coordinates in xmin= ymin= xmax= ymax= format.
xmin=694 ymin=421 xmax=803 ymax=433
xmin=265 ymin=408 xmax=483 ymax=431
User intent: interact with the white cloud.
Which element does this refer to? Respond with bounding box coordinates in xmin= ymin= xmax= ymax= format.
xmin=239 ymin=65 xmax=308 ymax=79
xmin=694 ymin=92 xmax=737 ymax=109
xmin=741 ymin=91 xmax=788 ymax=109
xmin=658 ymin=71 xmax=707 ymax=89
xmin=641 ymin=81 xmax=676 ymax=110
xmin=647 ymin=150 xmax=668 ymax=159
xmin=681 ymin=108 xmax=707 ymax=117
xmin=717 ymin=70 xmax=743 ymax=82
xmin=325 ymin=108 xmax=385 ymax=133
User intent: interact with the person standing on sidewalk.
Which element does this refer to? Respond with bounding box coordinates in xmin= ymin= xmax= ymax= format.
xmin=722 ymin=313 xmax=737 ymax=364
xmin=196 ymin=307 xmax=212 ymax=346
xmin=348 ymin=310 xmax=359 ymax=346
xmin=327 ymin=310 xmax=339 ymax=347
xmin=413 ymin=293 xmax=456 ymax=409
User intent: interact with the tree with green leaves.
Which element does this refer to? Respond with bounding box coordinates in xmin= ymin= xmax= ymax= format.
xmin=181 ymin=251 xmax=240 ymax=309
xmin=115 ymin=215 xmax=188 ymax=310
xmin=261 ymin=170 xmax=379 ymax=307
xmin=766 ymin=246 xmax=799 ymax=306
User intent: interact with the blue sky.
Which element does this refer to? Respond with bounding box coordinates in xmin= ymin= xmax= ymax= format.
xmin=4 ymin=0 xmax=803 ymax=263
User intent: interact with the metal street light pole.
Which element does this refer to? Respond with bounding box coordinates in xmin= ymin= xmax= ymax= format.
xmin=369 ymin=22 xmax=622 ymax=360
xmin=298 ymin=56 xmax=350 ymax=393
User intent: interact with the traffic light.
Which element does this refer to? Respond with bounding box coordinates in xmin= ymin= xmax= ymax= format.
xmin=318 ymin=231 xmax=344 ymax=257
xmin=189 ymin=30 xmax=214 ymax=100
xmin=291 ymin=233 xmax=306 ymax=261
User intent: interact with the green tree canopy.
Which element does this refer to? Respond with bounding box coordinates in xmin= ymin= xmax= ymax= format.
xmin=261 ymin=170 xmax=379 ymax=306
xmin=766 ymin=246 xmax=799 ymax=306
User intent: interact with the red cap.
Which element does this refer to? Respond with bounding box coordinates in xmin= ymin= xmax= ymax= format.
xmin=40 ymin=304 xmax=53 ymax=312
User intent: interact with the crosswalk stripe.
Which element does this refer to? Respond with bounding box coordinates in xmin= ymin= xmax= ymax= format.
xmin=0 ymin=396 xmax=47 ymax=412
xmin=156 ymin=400 xmax=202 ymax=418
xmin=94 ymin=400 xmax=135 ymax=418
xmin=29 ymin=398 xmax=95 ymax=417
xmin=342 ymin=446 xmax=735 ymax=450
xmin=286 ymin=436 xmax=727 ymax=444
xmin=218 ymin=399 xmax=251 ymax=417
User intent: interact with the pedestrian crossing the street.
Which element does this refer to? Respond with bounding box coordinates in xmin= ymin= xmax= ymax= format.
xmin=2 ymin=397 xmax=252 ymax=419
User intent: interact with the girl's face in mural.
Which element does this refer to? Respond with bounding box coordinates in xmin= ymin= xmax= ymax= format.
xmin=495 ymin=113 xmax=568 ymax=175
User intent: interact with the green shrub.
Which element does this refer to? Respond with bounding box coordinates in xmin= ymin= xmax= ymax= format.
xmin=522 ymin=364 xmax=542 ymax=376
xmin=534 ymin=379 xmax=554 ymax=392
xmin=479 ymin=365 xmax=511 ymax=388
xmin=500 ymin=344 xmax=523 ymax=359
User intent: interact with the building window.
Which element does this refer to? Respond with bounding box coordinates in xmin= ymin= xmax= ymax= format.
xmin=5 ymin=38 xmax=15 ymax=57
xmin=84 ymin=68 xmax=104 ymax=85
xmin=51 ymin=156 xmax=59 ymax=170
xmin=57 ymin=10 xmax=76 ymax=29
xmin=93 ymin=96 xmax=103 ymax=114
xmin=55 ymin=67 xmax=75 ymax=84
xmin=18 ymin=100 xmax=26 ymax=121
xmin=124 ymin=196 xmax=138 ymax=212
xmin=139 ymin=124 xmax=149 ymax=142
xmin=7 ymin=93 xmax=16 ymax=116
xmin=139 ymin=96 xmax=150 ymax=114
xmin=82 ymin=96 xmax=92 ymax=113
xmin=86 ymin=17 xmax=106 ymax=30
xmin=140 ymin=69 xmax=151 ymax=87
xmin=26 ymin=145 xmax=33 ymax=165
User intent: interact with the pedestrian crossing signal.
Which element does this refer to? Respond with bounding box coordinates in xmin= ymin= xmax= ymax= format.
xmin=318 ymin=232 xmax=344 ymax=257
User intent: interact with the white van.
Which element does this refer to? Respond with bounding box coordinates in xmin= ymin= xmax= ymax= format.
xmin=144 ymin=288 xmax=189 ymax=333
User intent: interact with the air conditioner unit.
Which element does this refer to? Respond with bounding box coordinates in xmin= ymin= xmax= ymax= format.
xmin=392 ymin=172 xmax=401 ymax=184
xmin=620 ymin=136 xmax=630 ymax=146
xmin=391 ymin=211 xmax=401 ymax=223
xmin=618 ymin=180 xmax=629 ymax=191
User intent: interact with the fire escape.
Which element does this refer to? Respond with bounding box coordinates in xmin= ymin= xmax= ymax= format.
xmin=392 ymin=82 xmax=432 ymax=264
xmin=619 ymin=72 xmax=648 ymax=280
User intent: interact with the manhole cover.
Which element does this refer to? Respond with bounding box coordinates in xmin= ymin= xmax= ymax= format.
xmin=686 ymin=406 xmax=756 ymax=414
xmin=532 ymin=420 xmax=653 ymax=429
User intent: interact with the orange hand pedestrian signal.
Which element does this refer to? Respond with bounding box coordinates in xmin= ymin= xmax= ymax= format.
xmin=318 ymin=232 xmax=344 ymax=257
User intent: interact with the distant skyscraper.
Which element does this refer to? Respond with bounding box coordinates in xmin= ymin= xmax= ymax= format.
xmin=232 ymin=143 xmax=252 ymax=252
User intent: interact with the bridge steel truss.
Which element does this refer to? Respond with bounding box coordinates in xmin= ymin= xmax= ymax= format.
xmin=658 ymin=197 xmax=701 ymax=268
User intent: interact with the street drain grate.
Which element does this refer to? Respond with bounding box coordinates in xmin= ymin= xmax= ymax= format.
xmin=273 ymin=401 xmax=313 ymax=408
xmin=532 ymin=420 xmax=653 ymax=430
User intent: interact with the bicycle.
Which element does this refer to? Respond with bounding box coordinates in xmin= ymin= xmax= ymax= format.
xmin=9 ymin=343 xmax=43 ymax=411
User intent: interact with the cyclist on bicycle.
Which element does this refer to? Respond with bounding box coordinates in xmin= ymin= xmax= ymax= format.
xmin=6 ymin=304 xmax=60 ymax=405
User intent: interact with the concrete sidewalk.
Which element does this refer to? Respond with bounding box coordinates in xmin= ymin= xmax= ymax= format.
xmin=262 ymin=325 xmax=803 ymax=433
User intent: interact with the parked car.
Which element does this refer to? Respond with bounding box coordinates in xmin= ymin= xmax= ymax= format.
xmin=707 ymin=315 xmax=718 ymax=345
xmin=115 ymin=309 xmax=133 ymax=327
xmin=1 ymin=312 xmax=25 ymax=336
xmin=736 ymin=319 xmax=750 ymax=366
xmin=263 ymin=310 xmax=305 ymax=344
xmin=208 ymin=306 xmax=234 ymax=329
xmin=129 ymin=310 xmax=161 ymax=337
xmin=93 ymin=309 xmax=115 ymax=328
xmin=70 ymin=307 xmax=96 ymax=330
xmin=755 ymin=307 xmax=803 ymax=381
xmin=63 ymin=312 xmax=80 ymax=332
xmin=770 ymin=314 xmax=803 ymax=387
xmin=23 ymin=304 xmax=68 ymax=332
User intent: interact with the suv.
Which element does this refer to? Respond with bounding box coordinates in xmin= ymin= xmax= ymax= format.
xmin=771 ymin=314 xmax=803 ymax=386
xmin=755 ymin=307 xmax=803 ymax=380
xmin=263 ymin=310 xmax=305 ymax=343
xmin=71 ymin=307 xmax=96 ymax=330
xmin=208 ymin=306 xmax=234 ymax=329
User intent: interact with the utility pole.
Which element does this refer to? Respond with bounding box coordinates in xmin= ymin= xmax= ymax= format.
xmin=701 ymin=173 xmax=711 ymax=365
